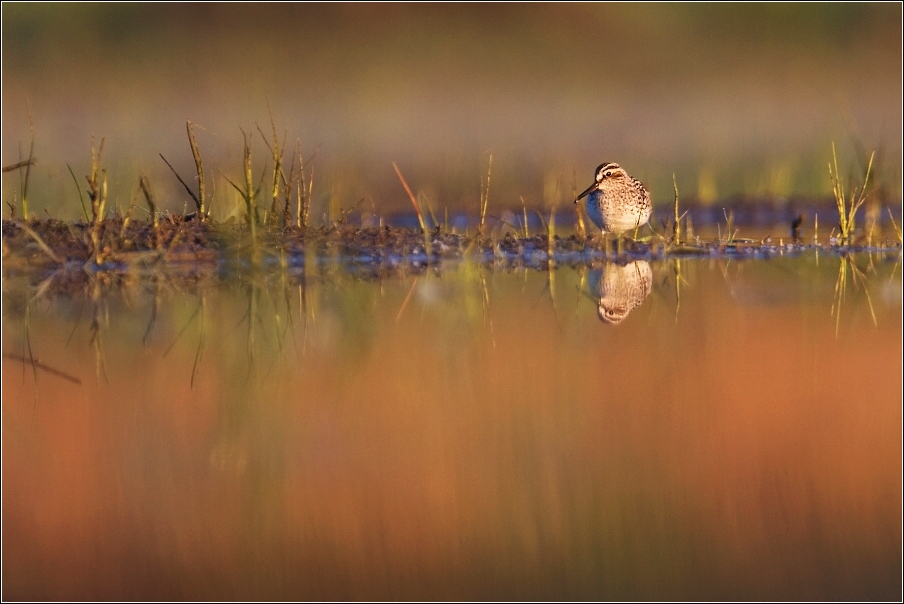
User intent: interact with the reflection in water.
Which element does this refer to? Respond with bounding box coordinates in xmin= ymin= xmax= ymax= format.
xmin=589 ymin=260 xmax=653 ymax=324
xmin=2 ymin=257 xmax=901 ymax=600
xmin=832 ymin=253 xmax=879 ymax=336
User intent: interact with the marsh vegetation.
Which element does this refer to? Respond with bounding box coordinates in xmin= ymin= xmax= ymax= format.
xmin=2 ymin=4 xmax=901 ymax=601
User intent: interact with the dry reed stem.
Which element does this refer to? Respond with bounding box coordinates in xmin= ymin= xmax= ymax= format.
xmin=219 ymin=130 xmax=261 ymax=257
xmin=118 ymin=204 xmax=135 ymax=242
xmin=722 ymin=208 xmax=736 ymax=244
xmin=886 ymin=207 xmax=902 ymax=243
xmin=66 ymin=163 xmax=90 ymax=222
xmin=304 ymin=160 xmax=314 ymax=228
xmin=282 ymin=139 xmax=300 ymax=228
xmin=295 ymin=170 xmax=304 ymax=228
xmin=572 ymin=167 xmax=586 ymax=241
xmin=242 ymin=130 xmax=258 ymax=237
xmin=478 ymin=154 xmax=493 ymax=237
xmin=186 ymin=121 xmax=207 ymax=218
xmin=672 ymin=173 xmax=681 ymax=245
xmin=392 ymin=162 xmax=426 ymax=233
xmin=392 ymin=162 xmax=431 ymax=254
xmin=84 ymin=137 xmax=108 ymax=262
xmin=547 ymin=206 xmax=556 ymax=258
xmin=297 ymin=149 xmax=307 ymax=228
xmin=256 ymin=113 xmax=284 ymax=224
xmin=423 ymin=193 xmax=439 ymax=230
xmin=138 ymin=176 xmax=160 ymax=249
xmin=19 ymin=111 xmax=35 ymax=220
xmin=87 ymin=137 xmax=106 ymax=223
xmin=295 ymin=145 xmax=318 ymax=229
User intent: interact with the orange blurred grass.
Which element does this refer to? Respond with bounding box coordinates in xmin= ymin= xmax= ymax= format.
xmin=2 ymin=264 xmax=901 ymax=599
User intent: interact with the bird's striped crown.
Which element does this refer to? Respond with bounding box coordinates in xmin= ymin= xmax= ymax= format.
xmin=594 ymin=162 xmax=627 ymax=182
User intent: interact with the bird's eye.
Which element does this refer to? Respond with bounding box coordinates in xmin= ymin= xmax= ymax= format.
xmin=605 ymin=171 xmax=611 ymax=177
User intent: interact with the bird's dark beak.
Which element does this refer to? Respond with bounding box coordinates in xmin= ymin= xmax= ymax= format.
xmin=575 ymin=182 xmax=597 ymax=203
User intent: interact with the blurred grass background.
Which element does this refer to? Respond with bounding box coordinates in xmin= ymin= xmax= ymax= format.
xmin=2 ymin=3 xmax=901 ymax=219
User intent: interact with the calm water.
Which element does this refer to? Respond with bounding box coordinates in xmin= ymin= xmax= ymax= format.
xmin=2 ymin=253 xmax=902 ymax=600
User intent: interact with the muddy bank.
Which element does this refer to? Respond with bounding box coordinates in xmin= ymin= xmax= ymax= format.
xmin=2 ymin=217 xmax=901 ymax=287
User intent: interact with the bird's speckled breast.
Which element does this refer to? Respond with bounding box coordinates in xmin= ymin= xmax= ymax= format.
xmin=584 ymin=189 xmax=651 ymax=234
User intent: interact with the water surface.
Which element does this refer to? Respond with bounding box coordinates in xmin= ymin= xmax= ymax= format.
xmin=2 ymin=254 xmax=901 ymax=599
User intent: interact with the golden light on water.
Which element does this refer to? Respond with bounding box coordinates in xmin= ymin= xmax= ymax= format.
xmin=3 ymin=259 xmax=900 ymax=599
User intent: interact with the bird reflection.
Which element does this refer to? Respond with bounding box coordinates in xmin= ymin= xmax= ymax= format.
xmin=589 ymin=260 xmax=653 ymax=325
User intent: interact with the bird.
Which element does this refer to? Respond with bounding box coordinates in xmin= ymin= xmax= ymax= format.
xmin=590 ymin=260 xmax=653 ymax=325
xmin=574 ymin=162 xmax=652 ymax=237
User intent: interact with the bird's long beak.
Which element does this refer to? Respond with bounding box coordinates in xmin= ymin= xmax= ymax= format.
xmin=574 ymin=182 xmax=597 ymax=203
